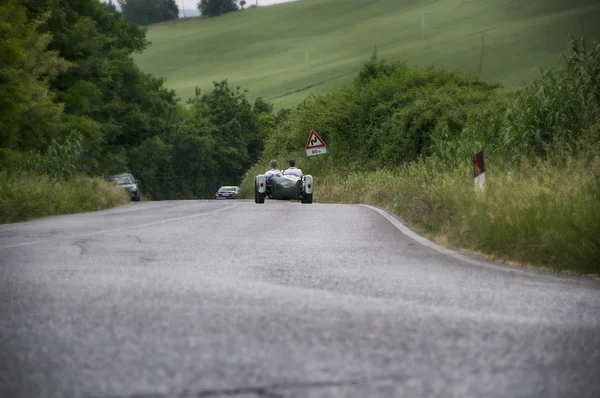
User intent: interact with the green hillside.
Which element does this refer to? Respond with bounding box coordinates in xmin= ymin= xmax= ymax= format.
xmin=134 ymin=0 xmax=600 ymax=109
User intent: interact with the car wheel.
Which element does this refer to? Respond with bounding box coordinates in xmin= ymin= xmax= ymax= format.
xmin=255 ymin=182 xmax=265 ymax=204
xmin=301 ymin=193 xmax=313 ymax=204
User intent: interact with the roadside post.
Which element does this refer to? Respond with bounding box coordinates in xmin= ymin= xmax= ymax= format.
xmin=305 ymin=129 xmax=327 ymax=172
xmin=473 ymin=150 xmax=485 ymax=198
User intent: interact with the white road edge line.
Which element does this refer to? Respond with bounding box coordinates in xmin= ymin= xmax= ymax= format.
xmin=361 ymin=204 xmax=535 ymax=275
xmin=0 ymin=203 xmax=237 ymax=250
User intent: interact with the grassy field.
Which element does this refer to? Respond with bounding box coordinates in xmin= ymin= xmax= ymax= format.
xmin=134 ymin=0 xmax=600 ymax=109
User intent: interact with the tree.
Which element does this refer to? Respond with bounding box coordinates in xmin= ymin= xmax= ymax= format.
xmin=240 ymin=1 xmax=246 ymax=10
xmin=0 ymin=1 xmax=72 ymax=158
xmin=118 ymin=0 xmax=179 ymax=26
xmin=25 ymin=0 xmax=178 ymax=173
xmin=197 ymin=0 xmax=238 ymax=17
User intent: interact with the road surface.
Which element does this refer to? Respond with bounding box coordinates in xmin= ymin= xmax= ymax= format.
xmin=1 ymin=200 xmax=599 ymax=397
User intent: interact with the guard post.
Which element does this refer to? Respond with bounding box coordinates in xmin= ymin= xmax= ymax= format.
xmin=473 ymin=150 xmax=485 ymax=198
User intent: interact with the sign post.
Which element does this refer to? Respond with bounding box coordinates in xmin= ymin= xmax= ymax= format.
xmin=305 ymin=129 xmax=327 ymax=157
xmin=306 ymin=129 xmax=326 ymax=172
xmin=473 ymin=150 xmax=485 ymax=197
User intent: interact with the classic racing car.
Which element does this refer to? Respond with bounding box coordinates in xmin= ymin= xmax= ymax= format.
xmin=254 ymin=173 xmax=313 ymax=204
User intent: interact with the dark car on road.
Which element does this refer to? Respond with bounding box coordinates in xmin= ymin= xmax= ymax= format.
xmin=109 ymin=173 xmax=141 ymax=202
xmin=215 ymin=186 xmax=240 ymax=200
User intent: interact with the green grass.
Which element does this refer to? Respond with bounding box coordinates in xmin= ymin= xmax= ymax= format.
xmin=313 ymin=155 xmax=600 ymax=275
xmin=0 ymin=172 xmax=130 ymax=224
xmin=134 ymin=0 xmax=600 ymax=109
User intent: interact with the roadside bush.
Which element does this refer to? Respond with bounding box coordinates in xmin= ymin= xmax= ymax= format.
xmin=0 ymin=171 xmax=129 ymax=224
xmin=501 ymin=38 xmax=600 ymax=159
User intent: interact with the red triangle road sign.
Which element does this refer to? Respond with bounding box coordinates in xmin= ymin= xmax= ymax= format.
xmin=305 ymin=130 xmax=326 ymax=149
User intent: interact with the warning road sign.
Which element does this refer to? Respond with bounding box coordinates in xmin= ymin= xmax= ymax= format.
xmin=305 ymin=130 xmax=327 ymax=157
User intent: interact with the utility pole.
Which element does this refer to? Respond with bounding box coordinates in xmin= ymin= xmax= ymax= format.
xmin=181 ymin=0 xmax=186 ymax=17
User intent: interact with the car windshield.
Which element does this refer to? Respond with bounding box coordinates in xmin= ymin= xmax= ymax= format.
xmin=219 ymin=187 xmax=237 ymax=192
xmin=112 ymin=176 xmax=133 ymax=185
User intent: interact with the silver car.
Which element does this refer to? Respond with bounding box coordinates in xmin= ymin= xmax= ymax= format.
xmin=215 ymin=186 xmax=240 ymax=200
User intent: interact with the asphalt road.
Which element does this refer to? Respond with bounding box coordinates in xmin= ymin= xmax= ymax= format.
xmin=1 ymin=200 xmax=599 ymax=398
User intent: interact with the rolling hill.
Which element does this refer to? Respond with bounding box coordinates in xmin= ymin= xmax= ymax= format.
xmin=133 ymin=0 xmax=600 ymax=109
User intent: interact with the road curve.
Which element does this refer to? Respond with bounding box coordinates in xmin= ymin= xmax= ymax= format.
xmin=0 ymin=200 xmax=599 ymax=397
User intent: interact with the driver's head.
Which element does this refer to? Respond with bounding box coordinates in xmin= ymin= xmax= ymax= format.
xmin=270 ymin=159 xmax=278 ymax=169
xmin=289 ymin=159 xmax=296 ymax=167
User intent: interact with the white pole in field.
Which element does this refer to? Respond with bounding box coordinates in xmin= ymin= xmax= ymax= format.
xmin=181 ymin=0 xmax=185 ymax=17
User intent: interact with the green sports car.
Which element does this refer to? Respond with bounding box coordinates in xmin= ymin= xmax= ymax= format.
xmin=254 ymin=174 xmax=313 ymax=204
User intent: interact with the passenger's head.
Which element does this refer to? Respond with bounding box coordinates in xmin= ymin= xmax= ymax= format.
xmin=270 ymin=159 xmax=278 ymax=169
xmin=289 ymin=159 xmax=296 ymax=167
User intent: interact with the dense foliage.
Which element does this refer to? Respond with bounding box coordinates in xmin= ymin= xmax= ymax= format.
xmin=127 ymin=81 xmax=272 ymax=200
xmin=1 ymin=0 xmax=271 ymax=201
xmin=260 ymin=52 xmax=502 ymax=174
xmin=0 ymin=1 xmax=71 ymax=158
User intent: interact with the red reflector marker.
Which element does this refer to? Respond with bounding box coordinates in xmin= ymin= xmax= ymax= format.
xmin=307 ymin=184 xmax=311 ymax=188
xmin=260 ymin=183 xmax=264 ymax=187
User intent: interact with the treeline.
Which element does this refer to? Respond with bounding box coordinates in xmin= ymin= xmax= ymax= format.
xmin=117 ymin=0 xmax=180 ymax=26
xmin=114 ymin=0 xmax=248 ymax=26
xmin=0 ymin=0 xmax=275 ymax=201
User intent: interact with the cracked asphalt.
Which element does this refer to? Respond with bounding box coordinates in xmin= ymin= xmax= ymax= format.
xmin=0 ymin=200 xmax=599 ymax=397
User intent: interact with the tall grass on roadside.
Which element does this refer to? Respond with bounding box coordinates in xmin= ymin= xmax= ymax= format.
xmin=502 ymin=38 xmax=600 ymax=159
xmin=18 ymin=132 xmax=90 ymax=179
xmin=0 ymin=172 xmax=129 ymax=224
xmin=317 ymin=154 xmax=600 ymax=275
xmin=435 ymin=38 xmax=600 ymax=166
